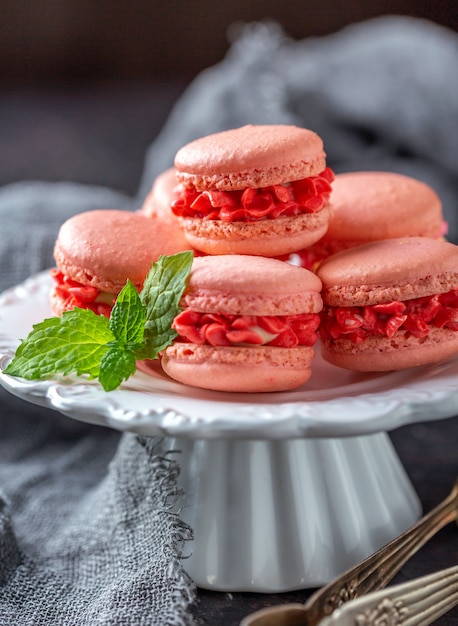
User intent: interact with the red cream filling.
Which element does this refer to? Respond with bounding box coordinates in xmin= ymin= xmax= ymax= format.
xmin=171 ymin=168 xmax=334 ymax=222
xmin=51 ymin=269 xmax=114 ymax=317
xmin=172 ymin=310 xmax=320 ymax=348
xmin=320 ymin=290 xmax=458 ymax=344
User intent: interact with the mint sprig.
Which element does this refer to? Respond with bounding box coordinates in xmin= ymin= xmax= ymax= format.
xmin=4 ymin=251 xmax=193 ymax=391
xmin=139 ymin=247 xmax=194 ymax=358
xmin=4 ymin=309 xmax=113 ymax=381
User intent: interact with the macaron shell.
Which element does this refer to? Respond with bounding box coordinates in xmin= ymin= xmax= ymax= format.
xmin=317 ymin=238 xmax=458 ymax=306
xmin=139 ymin=168 xmax=190 ymax=250
xmin=140 ymin=168 xmax=180 ymax=219
xmin=161 ymin=344 xmax=315 ymax=392
xmin=323 ymin=171 xmax=444 ymax=241
xmin=179 ymin=205 xmax=331 ymax=257
xmin=182 ymin=254 xmax=322 ymax=315
xmin=320 ymin=327 xmax=458 ymax=372
xmin=174 ymin=125 xmax=326 ymax=191
xmin=54 ymin=209 xmax=191 ymax=293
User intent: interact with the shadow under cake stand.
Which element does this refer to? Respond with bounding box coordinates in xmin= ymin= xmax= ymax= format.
xmin=1 ymin=272 xmax=457 ymax=592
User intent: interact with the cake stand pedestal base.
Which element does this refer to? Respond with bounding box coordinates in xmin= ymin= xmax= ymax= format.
xmin=170 ymin=431 xmax=421 ymax=592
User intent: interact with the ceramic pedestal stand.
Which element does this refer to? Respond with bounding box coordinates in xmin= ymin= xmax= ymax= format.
xmin=171 ymin=432 xmax=420 ymax=591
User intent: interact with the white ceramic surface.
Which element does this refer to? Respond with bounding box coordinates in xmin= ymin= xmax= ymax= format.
xmin=0 ymin=273 xmax=454 ymax=590
xmin=171 ymin=433 xmax=420 ymax=591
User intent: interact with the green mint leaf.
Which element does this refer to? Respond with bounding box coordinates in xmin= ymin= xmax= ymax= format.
xmin=138 ymin=250 xmax=193 ymax=359
xmin=4 ymin=251 xmax=194 ymax=392
xmin=98 ymin=346 xmax=137 ymax=391
xmin=4 ymin=308 xmax=113 ymax=380
xmin=109 ymin=279 xmax=146 ymax=348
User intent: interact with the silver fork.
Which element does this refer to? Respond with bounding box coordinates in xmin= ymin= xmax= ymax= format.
xmin=241 ymin=479 xmax=458 ymax=626
xmin=317 ymin=564 xmax=458 ymax=626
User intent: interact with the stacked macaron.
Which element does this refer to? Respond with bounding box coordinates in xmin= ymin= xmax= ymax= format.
xmin=140 ymin=167 xmax=180 ymax=220
xmin=139 ymin=167 xmax=190 ymax=249
xmin=161 ymin=255 xmax=323 ymax=392
xmin=137 ymin=125 xmax=336 ymax=391
xmin=293 ymin=171 xmax=447 ymax=269
xmin=170 ymin=124 xmax=334 ymax=257
xmin=50 ymin=209 xmax=191 ymax=316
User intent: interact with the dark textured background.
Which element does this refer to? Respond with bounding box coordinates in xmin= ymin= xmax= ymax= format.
xmin=1 ymin=1 xmax=457 ymax=196
xmin=1 ymin=1 xmax=457 ymax=84
xmin=1 ymin=3 xmax=457 ymax=624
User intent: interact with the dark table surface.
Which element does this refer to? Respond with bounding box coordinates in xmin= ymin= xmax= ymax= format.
xmin=1 ymin=82 xmax=457 ymax=626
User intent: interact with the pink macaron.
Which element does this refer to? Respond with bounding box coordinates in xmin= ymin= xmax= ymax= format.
xmin=317 ymin=237 xmax=458 ymax=371
xmin=295 ymin=171 xmax=446 ymax=269
xmin=140 ymin=167 xmax=191 ymax=248
xmin=161 ymin=254 xmax=323 ymax=392
xmin=171 ymin=124 xmax=334 ymax=257
xmin=141 ymin=167 xmax=180 ymax=218
xmin=50 ymin=209 xmax=191 ymax=316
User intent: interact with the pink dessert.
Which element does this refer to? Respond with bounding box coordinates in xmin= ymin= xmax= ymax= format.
xmin=161 ymin=254 xmax=323 ymax=392
xmin=140 ymin=167 xmax=191 ymax=249
xmin=294 ymin=171 xmax=446 ymax=269
xmin=317 ymin=237 xmax=458 ymax=371
xmin=171 ymin=125 xmax=334 ymax=257
xmin=50 ymin=209 xmax=191 ymax=316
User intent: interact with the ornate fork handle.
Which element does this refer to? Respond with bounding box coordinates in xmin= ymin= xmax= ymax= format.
xmin=304 ymin=479 xmax=458 ymax=625
xmin=317 ymin=565 xmax=458 ymax=626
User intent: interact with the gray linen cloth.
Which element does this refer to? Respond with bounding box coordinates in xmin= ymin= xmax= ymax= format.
xmin=1 ymin=16 xmax=457 ymax=626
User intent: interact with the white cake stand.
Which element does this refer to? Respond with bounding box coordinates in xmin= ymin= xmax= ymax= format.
xmin=1 ymin=272 xmax=457 ymax=591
